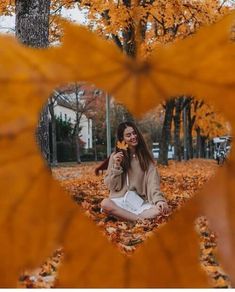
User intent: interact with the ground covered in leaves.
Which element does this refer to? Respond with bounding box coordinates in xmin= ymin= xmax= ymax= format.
xmin=19 ymin=159 xmax=231 ymax=288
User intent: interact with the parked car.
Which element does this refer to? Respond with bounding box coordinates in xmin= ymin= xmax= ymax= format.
xmin=213 ymin=136 xmax=232 ymax=159
xmin=168 ymin=145 xmax=174 ymax=159
xmin=152 ymin=148 xmax=160 ymax=159
xmin=152 ymin=145 xmax=174 ymax=159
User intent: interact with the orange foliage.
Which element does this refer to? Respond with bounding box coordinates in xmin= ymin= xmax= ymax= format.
xmin=170 ymin=98 xmax=231 ymax=140
xmin=1 ymin=4 xmax=235 ymax=289
xmin=18 ymin=161 xmax=230 ymax=288
xmin=71 ymin=0 xmax=233 ymax=56
xmin=1 ymin=0 xmax=234 ymax=50
xmin=0 ymin=1 xmax=14 ymax=15
xmin=193 ymin=101 xmax=231 ymax=138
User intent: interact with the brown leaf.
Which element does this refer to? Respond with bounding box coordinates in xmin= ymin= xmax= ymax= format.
xmin=0 ymin=11 xmax=235 ymax=288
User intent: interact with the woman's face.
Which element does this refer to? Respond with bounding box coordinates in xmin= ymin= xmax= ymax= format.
xmin=123 ymin=126 xmax=138 ymax=148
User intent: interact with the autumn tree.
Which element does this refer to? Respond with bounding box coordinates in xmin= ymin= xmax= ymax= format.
xmin=48 ymin=88 xmax=75 ymax=166
xmin=170 ymin=97 xmax=231 ymax=160
xmin=91 ymin=93 xmax=106 ymax=160
xmin=48 ymin=92 xmax=59 ymax=166
xmin=172 ymin=96 xmax=185 ymax=161
xmin=186 ymin=98 xmax=204 ymax=158
xmin=174 ymin=97 xmax=200 ymax=160
xmin=62 ymin=0 xmax=231 ymax=165
xmin=158 ymin=99 xmax=175 ymax=165
xmin=1 ymin=0 xmax=234 ymax=164
xmin=74 ymin=83 xmax=94 ymax=163
xmin=185 ymin=97 xmax=195 ymax=159
xmin=72 ymin=0 xmax=233 ymax=164
xmin=138 ymin=105 xmax=163 ymax=150
xmin=193 ymin=101 xmax=231 ymax=158
xmin=49 ymin=87 xmax=99 ymax=165
xmin=54 ymin=83 xmax=98 ymax=163
xmin=1 ymin=0 xmax=233 ymax=50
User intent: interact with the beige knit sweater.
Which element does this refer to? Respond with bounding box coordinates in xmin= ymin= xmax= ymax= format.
xmin=104 ymin=152 xmax=166 ymax=205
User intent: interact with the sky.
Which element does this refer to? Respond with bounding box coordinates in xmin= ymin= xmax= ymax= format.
xmin=0 ymin=6 xmax=87 ymax=34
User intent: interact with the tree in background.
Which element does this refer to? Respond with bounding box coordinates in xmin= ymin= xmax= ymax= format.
xmin=169 ymin=97 xmax=231 ymax=160
xmin=57 ymin=0 xmax=231 ymax=165
xmin=138 ymin=105 xmax=163 ymax=150
xmin=48 ymin=91 xmax=61 ymax=166
xmin=193 ymin=101 xmax=231 ymax=158
xmin=54 ymin=83 xmax=98 ymax=163
xmin=2 ymin=1 xmax=232 ymax=51
xmin=1 ymin=0 xmax=233 ymax=164
xmin=110 ymin=101 xmax=135 ymax=147
xmin=65 ymin=0 xmax=231 ymax=56
xmin=91 ymin=92 xmax=109 ymax=160
xmin=54 ymin=116 xmax=84 ymax=162
xmin=158 ymin=99 xmax=175 ymax=165
xmin=172 ymin=96 xmax=186 ymax=161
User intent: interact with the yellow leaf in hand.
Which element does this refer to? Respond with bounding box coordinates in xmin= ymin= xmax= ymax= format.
xmin=116 ymin=140 xmax=128 ymax=150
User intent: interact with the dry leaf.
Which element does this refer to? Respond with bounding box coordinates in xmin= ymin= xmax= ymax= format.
xmin=116 ymin=140 xmax=129 ymax=150
xmin=0 ymin=128 xmax=77 ymax=286
xmin=0 ymin=11 xmax=235 ymax=287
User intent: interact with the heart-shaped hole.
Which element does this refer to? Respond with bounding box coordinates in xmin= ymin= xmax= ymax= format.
xmin=21 ymin=82 xmax=231 ymax=288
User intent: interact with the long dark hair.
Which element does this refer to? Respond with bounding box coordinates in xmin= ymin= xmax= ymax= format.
xmin=115 ymin=121 xmax=154 ymax=172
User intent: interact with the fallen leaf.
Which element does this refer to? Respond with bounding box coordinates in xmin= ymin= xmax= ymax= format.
xmin=0 ymin=11 xmax=235 ymax=288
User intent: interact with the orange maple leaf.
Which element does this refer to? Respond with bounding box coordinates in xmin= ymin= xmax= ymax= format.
xmin=0 ymin=11 xmax=235 ymax=288
xmin=116 ymin=140 xmax=129 ymax=150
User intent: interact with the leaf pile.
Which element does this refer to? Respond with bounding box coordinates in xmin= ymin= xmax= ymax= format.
xmin=18 ymin=248 xmax=64 ymax=288
xmin=196 ymin=216 xmax=231 ymax=288
xmin=57 ymin=159 xmax=218 ymax=253
xmin=17 ymin=159 xmax=231 ymax=288
xmin=159 ymin=160 xmax=218 ymax=207
xmin=52 ymin=162 xmax=96 ymax=181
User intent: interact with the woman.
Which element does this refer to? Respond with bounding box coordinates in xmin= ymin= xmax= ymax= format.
xmin=101 ymin=121 xmax=169 ymax=222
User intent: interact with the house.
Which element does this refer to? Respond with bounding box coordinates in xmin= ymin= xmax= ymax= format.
xmin=50 ymin=83 xmax=96 ymax=150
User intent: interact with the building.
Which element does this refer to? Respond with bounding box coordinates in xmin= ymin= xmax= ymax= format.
xmin=51 ymin=84 xmax=95 ymax=150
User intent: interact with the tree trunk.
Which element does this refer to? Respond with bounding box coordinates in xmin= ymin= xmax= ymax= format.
xmin=122 ymin=25 xmax=136 ymax=57
xmin=75 ymin=85 xmax=82 ymax=164
xmin=48 ymin=99 xmax=58 ymax=166
xmin=93 ymin=122 xmax=97 ymax=161
xmin=15 ymin=0 xmax=51 ymax=165
xmin=15 ymin=0 xmax=50 ymax=48
xmin=201 ymin=136 xmax=206 ymax=158
xmin=173 ymin=97 xmax=182 ymax=161
xmin=205 ymin=139 xmax=210 ymax=159
xmin=182 ymin=99 xmax=188 ymax=160
xmin=196 ymin=127 xmax=201 ymax=158
xmin=76 ymin=135 xmax=81 ymax=164
xmin=159 ymin=99 xmax=175 ymax=165
xmin=186 ymin=99 xmax=194 ymax=159
xmin=35 ymin=104 xmax=50 ymax=162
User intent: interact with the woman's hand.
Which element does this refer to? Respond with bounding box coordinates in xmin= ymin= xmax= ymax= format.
xmin=113 ymin=152 xmax=124 ymax=167
xmin=156 ymin=201 xmax=169 ymax=215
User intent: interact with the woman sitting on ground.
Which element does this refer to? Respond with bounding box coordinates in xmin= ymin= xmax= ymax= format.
xmin=101 ymin=121 xmax=169 ymax=222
